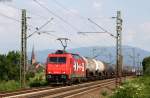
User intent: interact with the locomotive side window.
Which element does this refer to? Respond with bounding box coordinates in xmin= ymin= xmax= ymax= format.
xmin=49 ymin=57 xmax=66 ymax=63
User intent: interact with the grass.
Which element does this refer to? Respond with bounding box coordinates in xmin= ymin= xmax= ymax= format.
xmin=0 ymin=80 xmax=20 ymax=91
xmin=101 ymin=90 xmax=108 ymax=97
xmin=0 ymin=69 xmax=46 ymax=91
xmin=110 ymin=76 xmax=150 ymax=98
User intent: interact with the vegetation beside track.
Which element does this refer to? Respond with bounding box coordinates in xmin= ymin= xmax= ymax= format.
xmin=29 ymin=71 xmax=48 ymax=87
xmin=110 ymin=76 xmax=150 ymax=98
xmin=0 ymin=80 xmax=20 ymax=91
xmin=0 ymin=51 xmax=20 ymax=81
xmin=0 ymin=51 xmax=20 ymax=91
xmin=142 ymin=56 xmax=150 ymax=75
xmin=0 ymin=51 xmax=47 ymax=91
xmin=109 ymin=55 xmax=150 ymax=98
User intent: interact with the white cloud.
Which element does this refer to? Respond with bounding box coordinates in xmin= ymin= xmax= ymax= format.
xmin=0 ymin=4 xmax=18 ymax=17
xmin=0 ymin=0 xmax=150 ymax=53
xmin=139 ymin=22 xmax=150 ymax=33
xmin=69 ymin=9 xmax=79 ymax=14
xmin=122 ymin=22 xmax=150 ymax=51
xmin=0 ymin=4 xmax=20 ymax=53
xmin=123 ymin=29 xmax=136 ymax=46
xmin=93 ymin=1 xmax=102 ymax=8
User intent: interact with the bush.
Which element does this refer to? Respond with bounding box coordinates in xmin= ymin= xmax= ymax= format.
xmin=29 ymin=80 xmax=47 ymax=87
xmin=110 ymin=76 xmax=150 ymax=98
xmin=142 ymin=56 xmax=150 ymax=75
xmin=111 ymin=83 xmax=144 ymax=98
xmin=144 ymin=66 xmax=150 ymax=75
xmin=29 ymin=71 xmax=48 ymax=87
xmin=0 ymin=80 xmax=20 ymax=91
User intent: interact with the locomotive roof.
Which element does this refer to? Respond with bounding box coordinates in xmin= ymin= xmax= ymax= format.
xmin=48 ymin=50 xmax=80 ymax=56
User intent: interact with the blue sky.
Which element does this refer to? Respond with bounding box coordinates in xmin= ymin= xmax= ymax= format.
xmin=0 ymin=0 xmax=150 ymax=53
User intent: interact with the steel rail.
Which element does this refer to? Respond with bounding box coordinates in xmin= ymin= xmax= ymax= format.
xmin=0 ymin=86 xmax=54 ymax=97
xmin=47 ymin=80 xmax=115 ymax=98
xmin=2 ymin=76 xmax=134 ymax=98
xmin=4 ymin=78 xmax=114 ymax=98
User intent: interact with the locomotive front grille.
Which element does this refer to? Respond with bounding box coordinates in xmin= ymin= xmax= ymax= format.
xmin=46 ymin=74 xmax=68 ymax=83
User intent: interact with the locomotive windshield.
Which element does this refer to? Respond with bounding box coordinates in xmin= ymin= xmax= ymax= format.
xmin=49 ymin=57 xmax=66 ymax=63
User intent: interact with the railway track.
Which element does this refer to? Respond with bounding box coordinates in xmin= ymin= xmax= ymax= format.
xmin=44 ymin=79 xmax=115 ymax=98
xmin=0 ymin=86 xmax=54 ymax=98
xmin=1 ymin=78 xmax=116 ymax=98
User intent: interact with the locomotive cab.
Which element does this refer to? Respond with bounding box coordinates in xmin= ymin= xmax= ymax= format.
xmin=46 ymin=50 xmax=71 ymax=84
xmin=46 ymin=50 xmax=86 ymax=84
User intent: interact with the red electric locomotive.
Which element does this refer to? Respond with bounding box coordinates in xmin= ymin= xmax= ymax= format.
xmin=46 ymin=50 xmax=86 ymax=84
xmin=46 ymin=49 xmax=137 ymax=84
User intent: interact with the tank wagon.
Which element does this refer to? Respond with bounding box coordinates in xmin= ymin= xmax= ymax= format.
xmin=82 ymin=57 xmax=115 ymax=80
xmin=45 ymin=50 xmax=115 ymax=84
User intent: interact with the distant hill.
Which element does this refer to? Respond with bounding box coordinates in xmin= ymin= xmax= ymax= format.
xmin=28 ymin=46 xmax=150 ymax=66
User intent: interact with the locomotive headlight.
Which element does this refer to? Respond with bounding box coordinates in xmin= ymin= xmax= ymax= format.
xmin=48 ymin=72 xmax=51 ymax=74
xmin=48 ymin=75 xmax=51 ymax=78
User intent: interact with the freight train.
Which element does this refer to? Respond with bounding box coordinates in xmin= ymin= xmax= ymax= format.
xmin=45 ymin=50 xmax=133 ymax=85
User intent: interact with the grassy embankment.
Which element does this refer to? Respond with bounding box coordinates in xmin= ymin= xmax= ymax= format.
xmin=110 ymin=76 xmax=150 ymax=98
xmin=0 ymin=80 xmax=20 ymax=91
xmin=0 ymin=71 xmax=47 ymax=91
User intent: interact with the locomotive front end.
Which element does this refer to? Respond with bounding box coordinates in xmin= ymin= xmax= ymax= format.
xmin=46 ymin=53 xmax=72 ymax=84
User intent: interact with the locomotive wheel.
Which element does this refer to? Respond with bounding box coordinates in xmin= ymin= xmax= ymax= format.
xmin=66 ymin=80 xmax=72 ymax=86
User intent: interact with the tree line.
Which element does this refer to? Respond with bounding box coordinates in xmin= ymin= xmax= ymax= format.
xmin=0 ymin=50 xmax=150 ymax=82
xmin=0 ymin=51 xmax=20 ymax=81
xmin=142 ymin=56 xmax=150 ymax=75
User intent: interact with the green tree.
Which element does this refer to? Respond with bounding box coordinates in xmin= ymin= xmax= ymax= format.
xmin=7 ymin=51 xmax=20 ymax=80
xmin=0 ymin=51 xmax=20 ymax=81
xmin=0 ymin=54 xmax=8 ymax=80
xmin=142 ymin=56 xmax=150 ymax=75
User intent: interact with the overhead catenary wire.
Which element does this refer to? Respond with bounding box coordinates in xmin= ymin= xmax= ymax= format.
xmin=52 ymin=0 xmax=115 ymax=32
xmin=0 ymin=5 xmax=39 ymax=31
xmin=27 ymin=18 xmax=54 ymax=38
xmin=34 ymin=0 xmax=114 ymax=48
xmin=1 ymin=3 xmax=52 ymax=31
xmin=88 ymin=18 xmax=109 ymax=33
xmin=52 ymin=0 xmax=115 ymax=38
xmin=0 ymin=12 xmax=20 ymax=22
xmin=51 ymin=0 xmax=90 ymax=31
xmin=2 ymin=3 xmax=49 ymax=20
xmin=0 ymin=5 xmax=62 ymax=38
xmin=51 ymin=0 xmax=86 ymax=19
xmin=33 ymin=0 xmax=80 ymax=32
xmin=32 ymin=0 xmax=104 ymax=37
xmin=1 ymin=2 xmax=78 ymax=34
xmin=40 ymin=31 xmax=58 ymax=38
xmin=50 ymin=0 xmax=76 ymax=34
xmin=87 ymin=18 xmax=116 ymax=38
xmin=52 ymin=0 xmax=70 ymax=13
xmin=51 ymin=0 xmax=98 ymax=33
